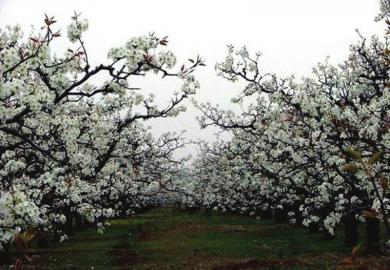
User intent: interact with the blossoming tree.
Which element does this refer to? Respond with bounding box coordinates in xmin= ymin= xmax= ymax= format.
xmin=187 ymin=0 xmax=389 ymax=250
xmin=0 ymin=12 xmax=203 ymax=257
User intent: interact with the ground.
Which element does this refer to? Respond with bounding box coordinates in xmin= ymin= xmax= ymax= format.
xmin=2 ymin=208 xmax=390 ymax=269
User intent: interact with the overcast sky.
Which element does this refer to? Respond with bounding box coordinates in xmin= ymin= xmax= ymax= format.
xmin=0 ymin=0 xmax=385 ymax=158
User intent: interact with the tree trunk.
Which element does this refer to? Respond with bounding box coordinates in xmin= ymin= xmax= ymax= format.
xmin=36 ymin=232 xmax=49 ymax=249
xmin=366 ymin=217 xmax=380 ymax=254
xmin=309 ymin=222 xmax=320 ymax=233
xmin=205 ymin=207 xmax=213 ymax=220
xmin=274 ymin=208 xmax=287 ymax=223
xmin=261 ymin=208 xmax=273 ymax=219
xmin=74 ymin=214 xmax=85 ymax=231
xmin=0 ymin=243 xmax=11 ymax=263
xmin=344 ymin=214 xmax=359 ymax=247
xmin=64 ymin=209 xmax=74 ymax=236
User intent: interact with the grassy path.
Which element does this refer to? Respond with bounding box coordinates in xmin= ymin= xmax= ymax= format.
xmin=13 ymin=208 xmax=389 ymax=269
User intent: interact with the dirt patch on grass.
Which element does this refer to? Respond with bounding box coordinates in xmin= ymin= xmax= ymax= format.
xmin=178 ymin=222 xmax=277 ymax=235
xmin=178 ymin=223 xmax=251 ymax=233
xmin=318 ymin=253 xmax=390 ymax=270
xmin=113 ymin=241 xmax=142 ymax=268
xmin=137 ymin=232 xmax=154 ymax=242
xmin=114 ymin=248 xmax=140 ymax=266
xmin=137 ymin=222 xmax=260 ymax=242
xmin=212 ymin=258 xmax=309 ymax=270
xmin=182 ymin=254 xmax=237 ymax=270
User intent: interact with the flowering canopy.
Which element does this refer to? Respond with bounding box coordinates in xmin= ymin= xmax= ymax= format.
xmin=175 ymin=2 xmax=390 ymax=238
xmin=0 ymin=13 xmax=203 ymax=249
xmin=1 ymin=1 xmax=389 ymax=254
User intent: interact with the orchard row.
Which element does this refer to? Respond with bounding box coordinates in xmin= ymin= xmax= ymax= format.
xmin=0 ymin=1 xmax=389 ymax=261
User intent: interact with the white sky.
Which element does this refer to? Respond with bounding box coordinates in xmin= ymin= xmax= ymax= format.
xmin=0 ymin=0 xmax=385 ymax=158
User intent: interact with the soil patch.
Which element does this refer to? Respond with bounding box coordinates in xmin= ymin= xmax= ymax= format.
xmin=213 ymin=258 xmax=309 ymax=270
xmin=113 ymin=241 xmax=141 ymax=267
xmin=137 ymin=222 xmax=258 ymax=242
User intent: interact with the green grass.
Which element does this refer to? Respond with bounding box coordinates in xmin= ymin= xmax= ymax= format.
xmin=4 ymin=208 xmax=389 ymax=269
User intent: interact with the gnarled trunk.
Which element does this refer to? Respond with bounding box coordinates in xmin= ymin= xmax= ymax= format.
xmin=0 ymin=243 xmax=11 ymax=263
xmin=344 ymin=214 xmax=359 ymax=247
xmin=366 ymin=217 xmax=380 ymax=254
xmin=274 ymin=208 xmax=287 ymax=223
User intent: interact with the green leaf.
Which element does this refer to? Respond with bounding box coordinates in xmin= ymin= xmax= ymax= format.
xmin=344 ymin=147 xmax=362 ymax=161
xmin=368 ymin=151 xmax=382 ymax=165
xmin=343 ymin=163 xmax=359 ymax=173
